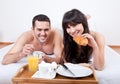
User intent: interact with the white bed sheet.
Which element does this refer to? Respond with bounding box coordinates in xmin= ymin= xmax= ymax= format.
xmin=0 ymin=44 xmax=120 ymax=84
xmin=95 ymin=46 xmax=120 ymax=84
xmin=0 ymin=44 xmax=27 ymax=84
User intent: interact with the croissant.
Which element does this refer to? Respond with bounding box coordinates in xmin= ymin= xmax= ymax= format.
xmin=73 ymin=36 xmax=88 ymax=46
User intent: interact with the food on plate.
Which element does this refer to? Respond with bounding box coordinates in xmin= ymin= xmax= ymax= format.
xmin=73 ymin=36 xmax=88 ymax=46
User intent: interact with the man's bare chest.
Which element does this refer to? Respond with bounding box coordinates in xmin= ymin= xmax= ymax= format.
xmin=34 ymin=44 xmax=54 ymax=55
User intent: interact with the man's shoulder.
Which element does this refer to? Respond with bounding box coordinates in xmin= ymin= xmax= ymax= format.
xmin=22 ymin=30 xmax=33 ymax=35
xmin=19 ymin=30 xmax=33 ymax=38
xmin=18 ymin=30 xmax=34 ymax=42
xmin=51 ymin=28 xmax=63 ymax=41
xmin=51 ymin=28 xmax=62 ymax=34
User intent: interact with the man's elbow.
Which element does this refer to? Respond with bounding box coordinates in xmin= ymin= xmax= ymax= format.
xmin=1 ymin=60 xmax=9 ymax=65
xmin=1 ymin=58 xmax=14 ymax=65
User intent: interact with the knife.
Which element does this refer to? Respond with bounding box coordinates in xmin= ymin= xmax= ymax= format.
xmin=62 ymin=64 xmax=75 ymax=76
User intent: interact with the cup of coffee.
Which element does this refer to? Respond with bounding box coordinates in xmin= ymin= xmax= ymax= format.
xmin=38 ymin=61 xmax=57 ymax=74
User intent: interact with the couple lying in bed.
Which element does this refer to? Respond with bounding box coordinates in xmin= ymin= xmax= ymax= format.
xmin=1 ymin=9 xmax=105 ymax=71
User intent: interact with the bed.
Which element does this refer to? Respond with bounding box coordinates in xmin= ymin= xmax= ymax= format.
xmin=0 ymin=44 xmax=120 ymax=84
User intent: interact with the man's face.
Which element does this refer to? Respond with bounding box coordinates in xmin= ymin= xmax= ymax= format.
xmin=33 ymin=20 xmax=51 ymax=43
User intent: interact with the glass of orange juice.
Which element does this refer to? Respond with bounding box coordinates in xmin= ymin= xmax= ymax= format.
xmin=28 ymin=55 xmax=39 ymax=72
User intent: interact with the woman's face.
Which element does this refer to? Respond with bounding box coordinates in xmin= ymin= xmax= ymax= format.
xmin=66 ymin=23 xmax=84 ymax=37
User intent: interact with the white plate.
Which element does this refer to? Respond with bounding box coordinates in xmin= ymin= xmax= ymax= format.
xmin=56 ymin=63 xmax=93 ymax=78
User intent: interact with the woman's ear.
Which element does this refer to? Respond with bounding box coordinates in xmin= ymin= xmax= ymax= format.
xmin=86 ymin=14 xmax=91 ymax=20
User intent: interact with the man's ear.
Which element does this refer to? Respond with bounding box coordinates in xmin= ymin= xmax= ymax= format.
xmin=86 ymin=14 xmax=91 ymax=20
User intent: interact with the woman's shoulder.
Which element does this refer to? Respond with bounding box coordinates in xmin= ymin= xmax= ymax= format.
xmin=90 ymin=30 xmax=104 ymax=38
xmin=90 ymin=30 xmax=105 ymax=45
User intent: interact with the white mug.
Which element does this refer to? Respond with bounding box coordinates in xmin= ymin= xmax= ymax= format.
xmin=38 ymin=61 xmax=57 ymax=74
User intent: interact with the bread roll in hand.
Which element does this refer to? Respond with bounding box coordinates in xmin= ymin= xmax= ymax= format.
xmin=73 ymin=36 xmax=88 ymax=46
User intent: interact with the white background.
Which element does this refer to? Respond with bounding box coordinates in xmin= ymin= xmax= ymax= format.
xmin=0 ymin=0 xmax=120 ymax=45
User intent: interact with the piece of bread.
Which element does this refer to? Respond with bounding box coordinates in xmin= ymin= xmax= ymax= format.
xmin=73 ymin=36 xmax=88 ymax=46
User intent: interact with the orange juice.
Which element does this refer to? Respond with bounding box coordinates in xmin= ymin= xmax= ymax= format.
xmin=28 ymin=56 xmax=39 ymax=72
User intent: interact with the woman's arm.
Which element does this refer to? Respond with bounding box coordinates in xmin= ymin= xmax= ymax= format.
xmin=82 ymin=31 xmax=105 ymax=70
xmin=92 ymin=32 xmax=105 ymax=70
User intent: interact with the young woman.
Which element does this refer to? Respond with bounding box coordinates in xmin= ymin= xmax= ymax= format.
xmin=61 ymin=9 xmax=105 ymax=70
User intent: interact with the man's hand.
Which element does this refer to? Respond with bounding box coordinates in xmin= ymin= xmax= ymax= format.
xmin=22 ymin=44 xmax=35 ymax=56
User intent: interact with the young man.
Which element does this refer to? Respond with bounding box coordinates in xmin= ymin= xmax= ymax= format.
xmin=2 ymin=14 xmax=63 ymax=65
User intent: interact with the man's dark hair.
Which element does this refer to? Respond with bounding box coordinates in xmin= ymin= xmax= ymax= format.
xmin=32 ymin=14 xmax=50 ymax=28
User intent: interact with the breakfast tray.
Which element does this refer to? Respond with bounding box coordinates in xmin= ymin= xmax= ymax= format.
xmin=12 ymin=64 xmax=98 ymax=84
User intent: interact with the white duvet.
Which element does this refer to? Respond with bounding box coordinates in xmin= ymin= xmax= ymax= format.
xmin=0 ymin=44 xmax=120 ymax=84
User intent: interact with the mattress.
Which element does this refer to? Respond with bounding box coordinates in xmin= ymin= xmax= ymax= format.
xmin=0 ymin=44 xmax=120 ymax=84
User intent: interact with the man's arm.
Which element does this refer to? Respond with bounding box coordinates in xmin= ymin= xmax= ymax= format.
xmin=2 ymin=31 xmax=33 ymax=65
xmin=43 ymin=29 xmax=63 ymax=64
xmin=53 ymin=30 xmax=63 ymax=63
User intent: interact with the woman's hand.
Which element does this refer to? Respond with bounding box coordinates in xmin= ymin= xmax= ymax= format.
xmin=82 ymin=33 xmax=98 ymax=49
